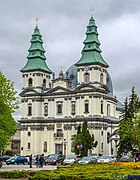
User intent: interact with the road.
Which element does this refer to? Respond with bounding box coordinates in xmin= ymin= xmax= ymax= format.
xmin=0 ymin=164 xmax=57 ymax=171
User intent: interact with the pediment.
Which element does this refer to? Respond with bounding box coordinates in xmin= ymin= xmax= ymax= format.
xmin=20 ymin=88 xmax=38 ymax=96
xmin=75 ymin=84 xmax=97 ymax=92
xmin=46 ymin=86 xmax=72 ymax=95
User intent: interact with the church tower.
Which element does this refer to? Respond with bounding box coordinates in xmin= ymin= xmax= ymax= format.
xmin=21 ymin=19 xmax=52 ymax=90
xmin=75 ymin=15 xmax=109 ymax=86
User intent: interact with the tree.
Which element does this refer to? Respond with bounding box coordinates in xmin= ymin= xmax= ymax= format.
xmin=118 ymin=87 xmax=140 ymax=155
xmin=0 ymin=71 xmax=19 ymax=152
xmin=71 ymin=120 xmax=98 ymax=157
xmin=131 ymin=112 xmax=140 ymax=149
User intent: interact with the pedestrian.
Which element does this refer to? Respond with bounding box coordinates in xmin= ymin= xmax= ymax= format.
xmin=36 ymin=155 xmax=40 ymax=168
xmin=29 ymin=154 xmax=32 ymax=168
xmin=39 ymin=154 xmax=44 ymax=167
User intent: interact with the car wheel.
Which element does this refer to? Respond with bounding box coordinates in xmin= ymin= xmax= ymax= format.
xmin=17 ymin=163 xmax=19 ymax=165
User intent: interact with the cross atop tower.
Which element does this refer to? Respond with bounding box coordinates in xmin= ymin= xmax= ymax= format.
xmin=35 ymin=17 xmax=38 ymax=27
xmin=90 ymin=7 xmax=94 ymax=17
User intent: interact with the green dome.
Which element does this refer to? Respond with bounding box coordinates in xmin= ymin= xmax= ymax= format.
xmin=75 ymin=16 xmax=109 ymax=68
xmin=21 ymin=26 xmax=52 ymax=73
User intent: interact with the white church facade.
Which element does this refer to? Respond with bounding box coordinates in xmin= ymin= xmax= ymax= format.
xmin=19 ymin=15 xmax=122 ymax=156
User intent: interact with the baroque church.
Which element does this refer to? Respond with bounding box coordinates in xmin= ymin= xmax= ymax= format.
xmin=19 ymin=15 xmax=122 ymax=156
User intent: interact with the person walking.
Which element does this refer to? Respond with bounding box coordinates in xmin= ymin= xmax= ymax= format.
xmin=39 ymin=154 xmax=44 ymax=167
xmin=29 ymin=154 xmax=32 ymax=168
xmin=36 ymin=155 xmax=40 ymax=168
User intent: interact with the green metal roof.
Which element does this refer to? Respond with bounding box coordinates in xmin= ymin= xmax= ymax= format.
xmin=21 ymin=26 xmax=52 ymax=73
xmin=75 ymin=16 xmax=109 ymax=68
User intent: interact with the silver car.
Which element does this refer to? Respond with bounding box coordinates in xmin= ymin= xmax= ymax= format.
xmin=63 ymin=155 xmax=79 ymax=165
xmin=97 ymin=155 xmax=117 ymax=163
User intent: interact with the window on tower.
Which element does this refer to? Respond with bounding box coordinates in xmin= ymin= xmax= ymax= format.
xmin=28 ymin=104 xmax=32 ymax=116
xmin=43 ymin=79 xmax=46 ymax=88
xmin=101 ymin=100 xmax=103 ymax=114
xmin=100 ymin=73 xmax=103 ymax=84
xmin=84 ymin=73 xmax=90 ymax=83
xmin=107 ymin=104 xmax=110 ymax=116
xmin=28 ymin=78 xmax=33 ymax=87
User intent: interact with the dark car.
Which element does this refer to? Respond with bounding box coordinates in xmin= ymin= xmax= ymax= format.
xmin=134 ymin=152 xmax=140 ymax=162
xmin=0 ymin=159 xmax=2 ymax=168
xmin=45 ymin=154 xmax=65 ymax=165
xmin=78 ymin=156 xmax=97 ymax=164
xmin=6 ymin=156 xmax=28 ymax=165
xmin=0 ymin=155 xmax=11 ymax=162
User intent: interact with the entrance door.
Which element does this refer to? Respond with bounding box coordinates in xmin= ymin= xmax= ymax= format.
xmin=55 ymin=144 xmax=63 ymax=154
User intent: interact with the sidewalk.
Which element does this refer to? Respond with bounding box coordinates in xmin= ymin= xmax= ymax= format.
xmin=0 ymin=164 xmax=57 ymax=171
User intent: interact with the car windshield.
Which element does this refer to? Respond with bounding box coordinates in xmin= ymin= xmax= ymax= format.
xmin=66 ymin=155 xmax=75 ymax=159
xmin=82 ymin=157 xmax=90 ymax=160
xmin=48 ymin=154 xmax=58 ymax=159
xmin=91 ymin=154 xmax=97 ymax=156
xmin=100 ymin=155 xmax=110 ymax=159
xmin=9 ymin=156 xmax=17 ymax=160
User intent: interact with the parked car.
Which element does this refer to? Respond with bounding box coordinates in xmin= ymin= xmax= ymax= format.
xmin=134 ymin=152 xmax=140 ymax=162
xmin=97 ymin=155 xmax=117 ymax=163
xmin=0 ymin=155 xmax=11 ymax=162
xmin=0 ymin=159 xmax=2 ymax=168
xmin=118 ymin=154 xmax=134 ymax=162
xmin=6 ymin=156 xmax=28 ymax=165
xmin=45 ymin=154 xmax=65 ymax=165
xmin=90 ymin=153 xmax=101 ymax=161
xmin=78 ymin=156 xmax=96 ymax=164
xmin=63 ymin=155 xmax=79 ymax=165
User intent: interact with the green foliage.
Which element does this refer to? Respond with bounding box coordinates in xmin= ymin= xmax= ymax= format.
xmin=71 ymin=121 xmax=97 ymax=157
xmin=118 ymin=87 xmax=140 ymax=155
xmin=0 ymin=71 xmax=19 ymax=152
xmin=1 ymin=163 xmax=140 ymax=179
xmin=4 ymin=149 xmax=14 ymax=156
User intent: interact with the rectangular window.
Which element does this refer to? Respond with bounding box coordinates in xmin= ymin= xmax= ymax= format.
xmin=85 ymin=102 xmax=89 ymax=113
xmin=57 ymin=129 xmax=62 ymax=137
xmin=101 ymin=143 xmax=103 ymax=150
xmin=28 ymin=143 xmax=30 ymax=149
xmin=28 ymin=105 xmax=32 ymax=116
xmin=101 ymin=101 xmax=103 ymax=114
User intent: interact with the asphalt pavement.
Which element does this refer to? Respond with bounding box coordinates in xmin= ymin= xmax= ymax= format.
xmin=0 ymin=164 xmax=57 ymax=171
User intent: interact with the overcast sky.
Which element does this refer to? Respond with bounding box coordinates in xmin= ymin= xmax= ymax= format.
xmin=0 ymin=0 xmax=140 ymax=119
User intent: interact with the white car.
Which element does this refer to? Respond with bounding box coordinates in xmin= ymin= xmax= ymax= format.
xmin=97 ymin=155 xmax=117 ymax=163
xmin=63 ymin=155 xmax=79 ymax=165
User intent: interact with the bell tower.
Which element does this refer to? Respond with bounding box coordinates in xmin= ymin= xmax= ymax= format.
xmin=75 ymin=15 xmax=109 ymax=86
xmin=21 ymin=18 xmax=52 ymax=90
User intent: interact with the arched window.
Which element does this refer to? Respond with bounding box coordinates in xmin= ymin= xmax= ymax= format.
xmin=100 ymin=73 xmax=103 ymax=84
xmin=44 ymin=141 xmax=47 ymax=152
xmin=101 ymin=100 xmax=103 ymax=114
xmin=43 ymin=79 xmax=46 ymax=88
xmin=71 ymin=103 xmax=76 ymax=115
xmin=84 ymin=100 xmax=89 ymax=113
xmin=84 ymin=73 xmax=90 ymax=83
xmin=107 ymin=104 xmax=110 ymax=116
xmin=44 ymin=103 xmax=48 ymax=116
xmin=58 ymin=104 xmax=62 ymax=114
xmin=28 ymin=78 xmax=33 ymax=87
xmin=107 ymin=132 xmax=110 ymax=143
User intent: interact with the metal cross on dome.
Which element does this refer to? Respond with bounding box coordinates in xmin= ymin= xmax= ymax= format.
xmin=35 ymin=17 xmax=38 ymax=26
xmin=90 ymin=7 xmax=94 ymax=17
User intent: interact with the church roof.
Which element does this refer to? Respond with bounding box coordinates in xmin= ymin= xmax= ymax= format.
xmin=75 ymin=16 xmax=109 ymax=68
xmin=21 ymin=24 xmax=52 ymax=73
